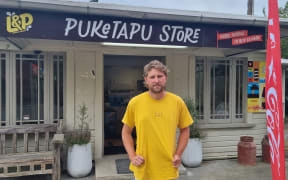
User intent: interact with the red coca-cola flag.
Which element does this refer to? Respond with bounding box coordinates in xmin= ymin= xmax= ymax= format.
xmin=266 ymin=0 xmax=286 ymax=179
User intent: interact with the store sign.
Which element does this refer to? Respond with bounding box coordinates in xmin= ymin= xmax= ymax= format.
xmin=0 ymin=8 xmax=265 ymax=49
xmin=266 ymin=0 xmax=286 ymax=179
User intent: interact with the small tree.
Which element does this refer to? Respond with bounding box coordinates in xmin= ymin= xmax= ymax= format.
xmin=66 ymin=104 xmax=91 ymax=146
xmin=78 ymin=104 xmax=89 ymax=131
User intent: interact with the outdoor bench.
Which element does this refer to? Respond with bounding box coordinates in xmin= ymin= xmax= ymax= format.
xmin=0 ymin=123 xmax=64 ymax=180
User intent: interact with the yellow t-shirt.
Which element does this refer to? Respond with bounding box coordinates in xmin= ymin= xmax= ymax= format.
xmin=122 ymin=92 xmax=193 ymax=180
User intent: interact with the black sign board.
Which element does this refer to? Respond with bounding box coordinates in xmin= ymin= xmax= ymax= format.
xmin=0 ymin=8 xmax=265 ymax=49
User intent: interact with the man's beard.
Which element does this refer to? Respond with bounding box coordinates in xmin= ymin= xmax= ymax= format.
xmin=149 ymin=84 xmax=165 ymax=94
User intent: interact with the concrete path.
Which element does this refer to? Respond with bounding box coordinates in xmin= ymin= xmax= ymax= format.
xmin=95 ymin=154 xmax=287 ymax=180
xmin=2 ymin=156 xmax=287 ymax=180
xmin=179 ymin=159 xmax=274 ymax=180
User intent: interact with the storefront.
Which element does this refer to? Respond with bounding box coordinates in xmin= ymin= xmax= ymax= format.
xmin=1 ymin=0 xmax=288 ymax=160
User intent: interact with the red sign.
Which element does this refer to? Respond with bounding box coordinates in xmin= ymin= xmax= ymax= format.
xmin=217 ymin=30 xmax=248 ymax=40
xmin=216 ymin=29 xmax=263 ymax=48
xmin=232 ymin=35 xmax=263 ymax=45
xmin=266 ymin=0 xmax=286 ymax=179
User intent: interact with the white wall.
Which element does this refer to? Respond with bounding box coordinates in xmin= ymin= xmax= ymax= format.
xmin=74 ymin=51 xmax=96 ymax=129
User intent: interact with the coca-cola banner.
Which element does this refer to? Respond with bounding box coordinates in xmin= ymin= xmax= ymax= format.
xmin=0 ymin=8 xmax=265 ymax=49
xmin=266 ymin=0 xmax=286 ymax=179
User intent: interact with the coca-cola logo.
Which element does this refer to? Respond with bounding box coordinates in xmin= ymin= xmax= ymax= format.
xmin=266 ymin=85 xmax=280 ymax=175
xmin=266 ymin=14 xmax=283 ymax=177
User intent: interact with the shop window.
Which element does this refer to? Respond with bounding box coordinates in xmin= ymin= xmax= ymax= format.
xmin=196 ymin=57 xmax=246 ymax=124
xmin=0 ymin=52 xmax=65 ymax=126
xmin=210 ymin=60 xmax=230 ymax=120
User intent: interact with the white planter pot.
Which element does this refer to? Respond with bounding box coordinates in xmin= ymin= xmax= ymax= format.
xmin=67 ymin=143 xmax=92 ymax=178
xmin=181 ymin=138 xmax=202 ymax=167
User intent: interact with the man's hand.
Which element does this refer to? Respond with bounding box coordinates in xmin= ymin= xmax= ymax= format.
xmin=131 ymin=155 xmax=145 ymax=167
xmin=172 ymin=154 xmax=181 ymax=168
xmin=173 ymin=127 xmax=189 ymax=168
xmin=122 ymin=125 xmax=144 ymax=167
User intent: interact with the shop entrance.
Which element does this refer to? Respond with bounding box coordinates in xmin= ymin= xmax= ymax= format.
xmin=103 ymin=55 xmax=165 ymax=155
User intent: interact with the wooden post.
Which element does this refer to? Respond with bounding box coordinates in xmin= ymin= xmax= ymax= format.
xmin=52 ymin=143 xmax=61 ymax=180
xmin=1 ymin=134 xmax=5 ymax=154
xmin=12 ymin=133 xmax=17 ymax=153
xmin=34 ymin=132 xmax=39 ymax=152
xmin=45 ymin=132 xmax=49 ymax=151
xmin=24 ymin=133 xmax=28 ymax=153
xmin=52 ymin=134 xmax=64 ymax=180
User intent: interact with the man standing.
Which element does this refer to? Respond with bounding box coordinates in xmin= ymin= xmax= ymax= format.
xmin=122 ymin=60 xmax=193 ymax=180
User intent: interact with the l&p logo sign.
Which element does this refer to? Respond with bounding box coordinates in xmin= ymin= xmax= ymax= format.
xmin=6 ymin=12 xmax=33 ymax=34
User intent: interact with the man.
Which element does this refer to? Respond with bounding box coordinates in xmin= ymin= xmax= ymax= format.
xmin=121 ymin=60 xmax=193 ymax=180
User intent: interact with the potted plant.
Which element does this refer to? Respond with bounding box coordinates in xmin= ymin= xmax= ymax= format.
xmin=181 ymin=97 xmax=204 ymax=167
xmin=66 ymin=103 xmax=92 ymax=178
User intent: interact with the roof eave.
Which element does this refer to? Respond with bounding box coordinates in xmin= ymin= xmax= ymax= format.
xmin=2 ymin=0 xmax=288 ymax=28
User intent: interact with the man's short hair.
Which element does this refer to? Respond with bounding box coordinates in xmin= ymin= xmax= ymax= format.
xmin=143 ymin=60 xmax=169 ymax=77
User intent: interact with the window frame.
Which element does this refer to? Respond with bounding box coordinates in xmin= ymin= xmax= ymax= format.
xmin=0 ymin=52 xmax=8 ymax=126
xmin=196 ymin=56 xmax=247 ymax=124
xmin=50 ymin=54 xmax=66 ymax=123
xmin=0 ymin=51 xmax=65 ymax=126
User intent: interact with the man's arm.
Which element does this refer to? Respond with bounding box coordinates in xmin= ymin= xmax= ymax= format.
xmin=122 ymin=124 xmax=144 ymax=166
xmin=173 ymin=126 xmax=190 ymax=168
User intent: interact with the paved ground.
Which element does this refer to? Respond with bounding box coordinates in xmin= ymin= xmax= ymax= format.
xmin=2 ymin=156 xmax=287 ymax=180
xmin=179 ymin=158 xmax=274 ymax=180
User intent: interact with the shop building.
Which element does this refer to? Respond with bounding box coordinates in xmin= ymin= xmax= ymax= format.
xmin=1 ymin=0 xmax=288 ymax=160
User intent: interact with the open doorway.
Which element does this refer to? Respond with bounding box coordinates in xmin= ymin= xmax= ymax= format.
xmin=103 ymin=55 xmax=165 ymax=155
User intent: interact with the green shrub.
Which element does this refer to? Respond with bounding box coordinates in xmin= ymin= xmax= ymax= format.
xmin=183 ymin=97 xmax=204 ymax=139
xmin=66 ymin=104 xmax=91 ymax=146
xmin=66 ymin=130 xmax=91 ymax=146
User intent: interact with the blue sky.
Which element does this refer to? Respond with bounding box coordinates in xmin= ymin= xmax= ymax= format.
xmin=70 ymin=0 xmax=287 ymax=16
